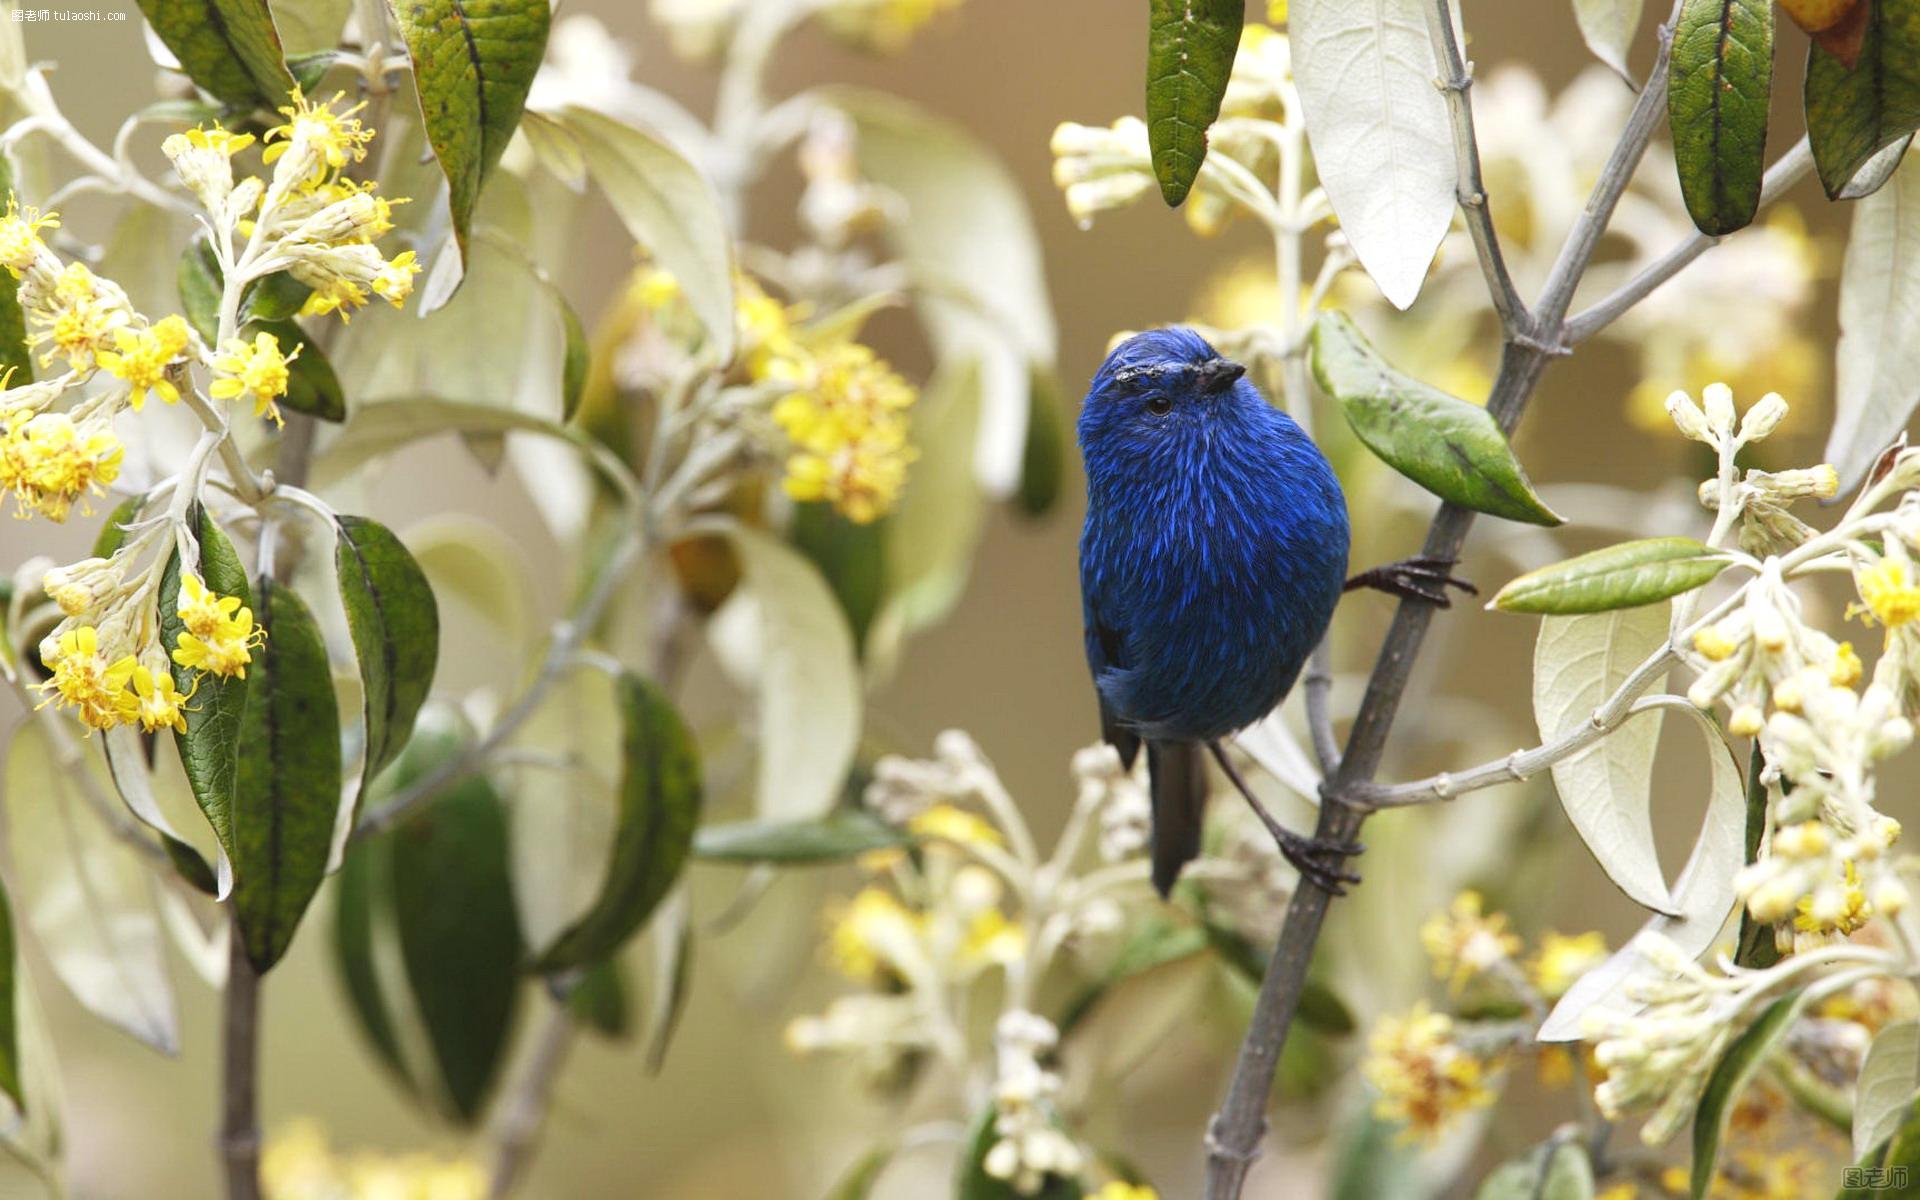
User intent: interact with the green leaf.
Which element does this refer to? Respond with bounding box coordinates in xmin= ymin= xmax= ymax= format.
xmin=159 ymin=506 xmax=252 ymax=884
xmin=826 ymin=1145 xmax=895 ymax=1200
xmin=1670 ymin=0 xmax=1775 ymax=234
xmin=1059 ymin=916 xmax=1206 ymax=1035
xmin=693 ymin=809 xmax=909 ymax=864
xmin=1807 ymin=0 xmax=1920 ymax=198
xmin=1474 ymin=1137 xmax=1596 ymax=1200
xmin=1492 ymin=537 xmax=1732 ymax=614
xmin=334 ymin=515 xmax=440 ymax=791
xmin=1017 ymin=366 xmax=1067 ymax=518
xmin=534 ymin=107 xmax=737 ymax=362
xmin=1828 ymin=148 xmax=1920 ymax=493
xmin=231 ymin=578 xmax=340 ymax=972
xmin=384 ymin=709 xmax=523 ymax=1122
xmin=1855 ymin=1020 xmax=1920 ymax=1161
xmin=243 ymin=270 xmax=313 ymax=322
xmin=1694 ymin=992 xmax=1810 ymax=1196
xmin=957 ymin=1103 xmax=1084 ymax=1200
xmin=135 ymin=0 xmax=295 ymax=109
xmin=559 ymin=291 xmax=588 ymax=423
xmin=1145 ymin=0 xmax=1244 ymax=207
xmin=1329 ymin=1109 xmax=1421 ymax=1200
xmin=790 ymin=502 xmax=885 ymax=652
xmin=1311 ymin=312 xmax=1562 ymax=526
xmin=246 ymin=317 xmax=344 ymax=422
xmin=0 ymin=882 xmax=22 ymax=1113
xmin=566 ymin=956 xmax=630 ymax=1039
xmin=1842 ymin=1092 xmax=1920 ymax=1197
xmin=331 ymin=832 xmax=413 ymax=1088
xmin=390 ymin=0 xmax=550 ymax=258
xmin=93 ymin=492 xmax=147 ymax=559
xmin=532 ymin=673 xmax=703 ymax=971
xmin=0 ymin=153 xmax=28 ymax=385
xmin=642 ymin=892 xmax=693 ymax=1072
xmin=178 ymin=238 xmax=222 ymax=345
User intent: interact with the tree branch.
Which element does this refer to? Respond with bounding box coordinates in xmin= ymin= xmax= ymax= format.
xmin=485 ymin=988 xmax=578 ymax=1199
xmin=1423 ymin=0 xmax=1527 ymax=330
xmin=219 ymin=930 xmax=262 ymax=1200
xmin=1201 ymin=6 xmax=1685 ymax=1195
xmin=1565 ymin=137 xmax=1815 ymax=344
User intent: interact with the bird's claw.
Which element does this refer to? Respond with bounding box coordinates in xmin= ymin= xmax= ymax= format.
xmin=1345 ymin=555 xmax=1479 ymax=608
xmin=1275 ymin=827 xmax=1363 ymax=895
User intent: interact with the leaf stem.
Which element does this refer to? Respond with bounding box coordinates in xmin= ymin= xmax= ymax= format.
xmin=1201 ymin=5 xmax=1686 ymax=1195
xmin=484 ymin=987 xmax=578 ymax=1200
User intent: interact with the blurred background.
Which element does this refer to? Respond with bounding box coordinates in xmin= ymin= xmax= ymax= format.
xmin=0 ymin=1 xmax=1864 ymax=1196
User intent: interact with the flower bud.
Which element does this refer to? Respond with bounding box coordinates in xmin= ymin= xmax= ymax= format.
xmin=1738 ymin=391 xmax=1789 ymax=443
xmin=1874 ymin=877 xmax=1910 ymax=916
xmin=1702 ymin=382 xmax=1736 ymax=434
xmin=1728 ymin=704 xmax=1765 ymax=737
xmin=1666 ymin=390 xmax=1713 ymax=443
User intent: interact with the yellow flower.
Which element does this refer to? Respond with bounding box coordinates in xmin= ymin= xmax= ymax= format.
xmin=175 ymin=124 xmax=255 ymax=157
xmin=1094 ymin=1185 xmax=1158 ymax=1200
xmin=1855 ymin=557 xmax=1920 ymax=627
xmin=0 ymin=410 xmax=123 ymax=521
xmin=290 ymin=246 xmax=417 ymax=321
xmin=370 ymin=249 xmax=418 ymax=306
xmin=1529 ymin=931 xmax=1608 ymax=1001
xmin=816 ymin=0 xmax=963 ymax=51
xmin=1418 ymin=891 xmax=1522 ymax=994
xmin=828 ymin=887 xmax=922 ymax=982
xmin=129 ymin=663 xmax=189 ymax=734
xmin=961 ymin=908 xmax=1027 ymax=969
xmin=0 ymin=197 xmax=57 ymax=275
xmin=210 ymin=330 xmax=296 ymax=423
xmin=262 ymin=88 xmax=374 ymax=188
xmin=1832 ymin=641 xmax=1863 ymax=687
xmin=34 ymin=625 xmax=136 ymax=732
xmin=1792 ymin=860 xmax=1871 ymax=938
xmin=177 ymin=572 xmax=244 ymax=639
xmin=907 ymin=803 xmax=1003 ymax=848
xmin=737 ymin=276 xmax=802 ymax=377
xmin=1362 ymin=1003 xmax=1496 ymax=1139
xmin=771 ymin=341 xmax=919 ymax=524
xmin=96 ymin=316 xmax=192 ymax=410
xmin=634 ymin=266 xmax=682 ymax=312
xmin=1692 ymin=624 xmax=1739 ymax=662
xmin=171 ymin=576 xmax=261 ymax=680
xmin=29 ymin=262 xmax=128 ymax=372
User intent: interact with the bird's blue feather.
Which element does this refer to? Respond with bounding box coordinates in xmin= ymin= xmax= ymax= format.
xmin=1078 ymin=327 xmax=1350 ymax=744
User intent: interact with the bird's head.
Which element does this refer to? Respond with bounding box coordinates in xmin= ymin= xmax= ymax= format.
xmin=1078 ymin=327 xmax=1253 ymax=456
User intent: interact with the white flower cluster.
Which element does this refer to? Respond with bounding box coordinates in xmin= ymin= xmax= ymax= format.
xmin=863 ymin=728 xmax=990 ymax=824
xmin=982 ymin=1011 xmax=1084 ymax=1196
xmin=1071 ymin=743 xmax=1150 ymax=862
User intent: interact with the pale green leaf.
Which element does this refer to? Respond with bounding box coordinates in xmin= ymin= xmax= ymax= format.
xmin=1492 ymin=538 xmax=1732 ymax=614
xmin=694 ymin=810 xmax=909 ymax=864
xmin=1855 ymin=1020 xmax=1920 ymax=1161
xmin=1574 ymin=0 xmax=1645 ymax=80
xmin=1828 ymin=150 xmax=1920 ymax=491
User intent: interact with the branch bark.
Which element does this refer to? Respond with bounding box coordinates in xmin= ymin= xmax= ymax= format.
xmin=219 ymin=930 xmax=262 ymax=1200
xmin=1201 ymin=5 xmax=1685 ymax=1195
xmin=486 ymin=989 xmax=577 ymax=1200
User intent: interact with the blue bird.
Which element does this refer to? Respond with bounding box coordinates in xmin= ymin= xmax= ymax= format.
xmin=1078 ymin=328 xmax=1469 ymax=896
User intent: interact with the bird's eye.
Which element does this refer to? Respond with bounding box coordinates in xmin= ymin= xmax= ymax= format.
xmin=1146 ymin=395 xmax=1173 ymax=416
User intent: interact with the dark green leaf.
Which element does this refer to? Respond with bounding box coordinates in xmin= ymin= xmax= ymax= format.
xmin=693 ymin=809 xmax=908 ymax=864
xmin=1670 ymin=0 xmax=1774 ymax=234
xmin=178 ymin=239 xmax=222 ymax=345
xmin=390 ymin=0 xmax=550 ymax=258
xmin=1491 ymin=537 xmax=1732 ymax=614
xmin=1145 ymin=0 xmax=1244 ymax=207
xmin=385 ymin=710 xmax=523 ymax=1123
xmin=287 ymin=49 xmax=339 ymax=93
xmin=1692 ymin=989 xmax=1809 ymax=1198
xmin=533 ymin=673 xmax=702 ymax=971
xmin=334 ymin=515 xmax=439 ymax=794
xmin=559 ymin=292 xmax=588 ymax=423
xmin=93 ymin=492 xmax=147 ymax=559
xmin=957 ymin=1103 xmax=1084 ymax=1200
xmin=566 ymin=956 xmax=630 ymax=1039
xmin=1311 ymin=312 xmax=1563 ymax=527
xmin=1807 ymin=0 xmax=1920 ymax=199
xmin=243 ymin=270 xmax=313 ymax=323
xmin=1017 ymin=365 xmax=1066 ymax=519
xmin=331 ymin=833 xmax=414 ymax=1089
xmin=159 ymin=506 xmax=252 ymax=873
xmin=0 ymin=882 xmax=21 ymax=1113
xmin=791 ymin=502 xmax=885 ymax=652
xmin=135 ymin=0 xmax=295 ymax=109
xmin=231 ymin=578 xmax=340 ymax=972
xmin=251 ymin=318 xmax=344 ymax=422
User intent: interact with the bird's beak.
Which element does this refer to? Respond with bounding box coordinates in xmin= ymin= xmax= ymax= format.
xmin=1197 ymin=357 xmax=1247 ymax=394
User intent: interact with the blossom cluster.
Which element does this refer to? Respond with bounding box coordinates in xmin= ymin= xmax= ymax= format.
xmin=649 ymin=0 xmax=964 ymax=59
xmin=260 ymin=1120 xmax=485 ymax=1200
xmin=9 ymin=89 xmax=416 ymax=737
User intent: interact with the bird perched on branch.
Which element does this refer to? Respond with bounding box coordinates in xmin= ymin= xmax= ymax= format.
xmin=1077 ymin=328 xmax=1469 ymax=896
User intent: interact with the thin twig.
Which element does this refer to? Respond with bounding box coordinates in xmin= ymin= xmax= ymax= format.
xmin=1201 ymin=6 xmax=1685 ymax=1195
xmin=1302 ymin=639 xmax=1340 ymax=776
xmin=485 ymin=989 xmax=578 ymax=1200
xmin=1422 ymin=0 xmax=1527 ymax=329
xmin=1565 ymin=137 xmax=1815 ymax=344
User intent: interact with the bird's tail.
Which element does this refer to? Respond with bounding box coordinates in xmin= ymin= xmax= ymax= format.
xmin=1146 ymin=739 xmax=1208 ymax=897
